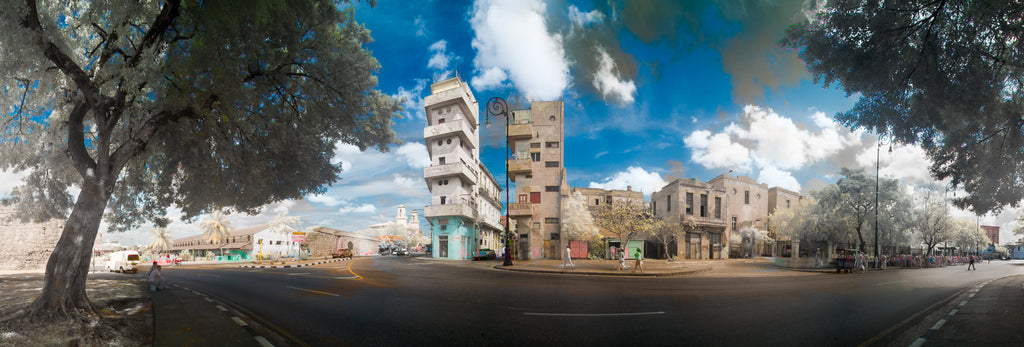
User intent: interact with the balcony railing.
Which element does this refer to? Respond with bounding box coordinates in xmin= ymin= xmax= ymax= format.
xmin=424 ymin=121 xmax=475 ymax=149
xmin=507 ymin=203 xmax=534 ymax=217
xmin=507 ymin=158 xmax=531 ymax=178
xmin=424 ymin=203 xmax=477 ymax=219
xmin=507 ymin=124 xmax=531 ymax=140
xmin=424 ymin=162 xmax=478 ymax=184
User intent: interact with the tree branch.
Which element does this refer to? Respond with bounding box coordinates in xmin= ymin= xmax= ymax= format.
xmin=65 ymin=101 xmax=98 ymax=180
xmin=127 ymin=0 xmax=181 ymax=68
xmin=22 ymin=0 xmax=103 ymax=108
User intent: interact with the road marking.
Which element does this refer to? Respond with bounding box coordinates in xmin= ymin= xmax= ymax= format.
xmin=877 ymin=280 xmax=905 ymax=286
xmin=231 ymin=316 xmax=248 ymax=326
xmin=524 ymin=311 xmax=665 ymax=317
xmin=287 ymin=273 xmax=309 ymax=275
xmin=948 ymin=309 xmax=958 ymax=316
xmin=216 ymin=305 xmax=228 ymax=312
xmin=930 ymin=319 xmax=946 ymax=330
xmin=909 ymin=338 xmax=926 ymax=347
xmin=959 ymin=300 xmax=968 ymax=307
xmin=286 ymin=286 xmax=339 ymax=297
xmin=254 ymin=336 xmax=274 ymax=347
xmin=197 ymin=274 xmax=221 ymax=277
xmin=203 ymin=297 xmax=214 ymax=302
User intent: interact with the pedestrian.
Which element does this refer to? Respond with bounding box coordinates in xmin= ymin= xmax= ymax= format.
xmin=618 ymin=248 xmax=627 ymax=271
xmin=632 ymin=248 xmax=644 ymax=273
xmin=148 ymin=262 xmax=167 ymax=291
xmin=815 ymin=248 xmax=823 ymax=268
xmin=561 ymin=245 xmax=574 ymax=270
xmin=967 ymin=255 xmax=976 ymax=270
xmin=880 ymin=254 xmax=887 ymax=270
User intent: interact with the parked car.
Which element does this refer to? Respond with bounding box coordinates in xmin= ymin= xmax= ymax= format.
xmin=106 ymin=250 xmax=141 ymax=273
xmin=154 ymin=255 xmax=181 ymax=266
xmin=473 ymin=249 xmax=496 ymax=260
xmin=393 ymin=248 xmax=409 ymax=256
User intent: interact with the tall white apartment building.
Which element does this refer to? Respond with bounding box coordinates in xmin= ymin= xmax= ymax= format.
xmin=422 ymin=77 xmax=503 ymax=260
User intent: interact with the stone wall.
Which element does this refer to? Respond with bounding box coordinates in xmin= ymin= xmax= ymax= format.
xmin=0 ymin=206 xmax=64 ymax=270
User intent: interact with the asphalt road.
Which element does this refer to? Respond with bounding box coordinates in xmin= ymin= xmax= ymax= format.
xmin=162 ymin=257 xmax=1024 ymax=346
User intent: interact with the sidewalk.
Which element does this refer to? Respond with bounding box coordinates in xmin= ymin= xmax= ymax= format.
xmin=491 ymin=258 xmax=715 ymax=276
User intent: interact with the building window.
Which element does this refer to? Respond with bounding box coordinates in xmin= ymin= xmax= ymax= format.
xmin=525 ymin=174 xmax=533 ymax=178
xmin=545 ymin=142 xmax=559 ymax=148
xmin=545 ymin=161 xmax=559 ymax=167
xmin=550 ymin=233 xmax=560 ymax=240
xmin=530 ymin=192 xmax=541 ymax=203
xmin=531 ymin=152 xmax=541 ymax=161
xmin=446 ymin=138 xmax=452 ymax=144
xmin=549 ymin=115 xmax=556 ymax=122
xmin=685 ymin=192 xmax=693 ymax=215
xmin=437 ymin=140 xmax=443 ymax=146
xmin=786 ymin=200 xmax=791 ymax=209
xmin=731 ymin=217 xmax=737 ymax=230
xmin=439 ymin=157 xmax=446 ymax=165
xmin=438 ymin=118 xmax=445 ymax=124
xmin=652 ymin=201 xmax=656 ymax=212
xmin=744 ymin=191 xmax=750 ymax=204
xmin=530 ymin=142 xmax=541 ymax=148
xmin=545 ymin=186 xmax=559 ymax=192
xmin=533 ymin=222 xmax=540 ymax=230
xmin=595 ymin=199 xmax=600 ymax=205
xmin=440 ymin=196 xmax=447 ymax=204
xmin=667 ymin=195 xmax=672 ymax=211
xmin=715 ymin=197 xmax=722 ymax=219
xmin=700 ymin=194 xmax=708 ymax=217
xmin=709 ymin=233 xmax=722 ymax=244
xmin=520 ymin=233 xmax=529 ymax=239
xmin=545 ymin=218 xmax=559 ymax=224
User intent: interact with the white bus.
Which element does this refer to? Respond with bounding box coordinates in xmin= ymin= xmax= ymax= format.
xmin=105 ymin=250 xmax=141 ymax=273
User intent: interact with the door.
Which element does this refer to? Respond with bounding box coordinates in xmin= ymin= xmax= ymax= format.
xmin=438 ymin=236 xmax=448 ymax=258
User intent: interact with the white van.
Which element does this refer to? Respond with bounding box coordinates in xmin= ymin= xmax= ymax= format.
xmin=105 ymin=251 xmax=141 ymax=273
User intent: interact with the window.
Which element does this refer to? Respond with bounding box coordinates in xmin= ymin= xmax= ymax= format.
xmin=652 ymin=201 xmax=656 ymax=212
xmin=525 ymin=174 xmax=533 ymax=178
xmin=595 ymin=199 xmax=600 ymax=205
xmin=531 ymin=152 xmax=541 ymax=161
xmin=533 ymin=222 xmax=540 ymax=230
xmin=545 ymin=218 xmax=559 ymax=224
xmin=545 ymin=142 xmax=559 ymax=148
xmin=786 ymin=199 xmax=791 ymax=209
xmin=709 ymin=233 xmax=722 ymax=244
xmin=700 ymin=194 xmax=708 ymax=217
xmin=744 ymin=191 xmax=750 ymax=204
xmin=685 ymin=192 xmax=693 ymax=215
xmin=545 ymin=161 xmax=559 ymax=167
xmin=549 ymin=115 xmax=556 ymax=122
xmin=446 ymin=138 xmax=452 ymax=144
xmin=731 ymin=217 xmax=737 ymax=230
xmin=550 ymin=233 xmax=560 ymax=240
xmin=530 ymin=192 xmax=541 ymax=203
xmin=530 ymin=142 xmax=541 ymax=148
xmin=715 ymin=197 xmax=722 ymax=218
xmin=545 ymin=186 xmax=559 ymax=192
xmin=440 ymin=196 xmax=447 ymax=204
xmin=520 ymin=233 xmax=529 ymax=239
xmin=437 ymin=140 xmax=443 ymax=146
xmin=667 ymin=195 xmax=672 ymax=211
xmin=439 ymin=157 xmax=446 ymax=165
xmin=518 ymin=194 xmax=528 ymax=203
xmin=438 ymin=118 xmax=445 ymax=124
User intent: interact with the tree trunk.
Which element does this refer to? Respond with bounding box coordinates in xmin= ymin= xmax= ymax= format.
xmin=25 ymin=182 xmax=109 ymax=320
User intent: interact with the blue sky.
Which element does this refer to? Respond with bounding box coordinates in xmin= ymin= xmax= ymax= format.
xmin=2 ymin=0 xmax=1019 ymax=246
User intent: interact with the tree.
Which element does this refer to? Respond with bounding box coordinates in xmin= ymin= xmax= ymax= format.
xmin=199 ymin=210 xmax=234 ymax=256
xmin=874 ymin=178 xmax=915 ymax=256
xmin=647 ymin=216 xmax=694 ymax=261
xmin=915 ymin=191 xmax=953 ymax=255
xmin=592 ymin=199 xmax=649 ymax=256
xmin=0 ymin=0 xmax=400 ymax=321
xmin=950 ymin=218 xmax=988 ymax=255
xmin=815 ymin=168 xmax=877 ymax=252
xmin=782 ymin=0 xmax=1024 ymax=214
xmin=148 ymin=226 xmax=172 ymax=253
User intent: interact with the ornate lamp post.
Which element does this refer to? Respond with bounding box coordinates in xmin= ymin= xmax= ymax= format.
xmin=485 ymin=97 xmax=514 ymax=266
xmin=875 ymin=133 xmax=892 ymax=267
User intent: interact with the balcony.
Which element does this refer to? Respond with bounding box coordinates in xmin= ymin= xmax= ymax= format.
xmin=423 ymin=162 xmax=477 ymax=184
xmin=424 ymin=121 xmax=476 ymax=149
xmin=507 ymin=124 xmax=532 ymax=140
xmin=507 ymin=203 xmax=534 ymax=217
xmin=507 ymin=158 xmax=532 ymax=179
xmin=424 ymin=203 xmax=477 ymax=220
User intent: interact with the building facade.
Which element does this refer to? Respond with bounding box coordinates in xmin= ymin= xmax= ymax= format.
xmin=981 ymin=225 xmax=1000 ymax=245
xmin=506 ymin=101 xmax=568 ymax=260
xmin=572 ymin=186 xmax=645 ymax=259
xmin=422 ymin=76 xmax=502 ymax=260
xmin=706 ymin=174 xmax=771 ymax=256
xmin=652 ymin=178 xmax=729 ymax=259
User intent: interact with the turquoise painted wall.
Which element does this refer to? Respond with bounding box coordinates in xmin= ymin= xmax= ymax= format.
xmin=431 ymin=216 xmax=477 ymax=260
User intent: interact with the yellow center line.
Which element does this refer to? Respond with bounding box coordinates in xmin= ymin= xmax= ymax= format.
xmin=222 ymin=258 xmax=365 ymax=280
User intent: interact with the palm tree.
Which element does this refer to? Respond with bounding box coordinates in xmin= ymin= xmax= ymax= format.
xmin=149 ymin=227 xmax=172 ymax=254
xmin=200 ymin=210 xmax=234 ymax=256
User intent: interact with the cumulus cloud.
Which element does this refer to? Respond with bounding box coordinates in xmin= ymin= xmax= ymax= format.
xmin=392 ymin=174 xmax=417 ymax=188
xmin=592 ymin=46 xmax=637 ymax=105
xmin=427 ymin=40 xmax=454 ymax=80
xmin=568 ymin=5 xmax=604 ymax=27
xmin=470 ymin=0 xmax=569 ymax=100
xmin=470 ymin=66 xmax=508 ymax=91
xmin=339 ymin=204 xmax=377 ymax=214
xmin=393 ymin=79 xmax=428 ymax=120
xmin=757 ymin=166 xmax=801 ymax=192
xmin=683 ymin=130 xmax=752 ymax=170
xmin=855 ymin=142 xmax=934 ymax=184
xmin=588 ymin=166 xmax=667 ymax=196
xmin=396 ymin=142 xmax=431 ymax=169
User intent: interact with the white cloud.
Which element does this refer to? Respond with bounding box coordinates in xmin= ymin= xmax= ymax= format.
xmin=307 ymin=194 xmax=344 ymax=207
xmin=396 ymin=142 xmax=431 ymax=169
xmin=757 ymin=166 xmax=801 ymax=192
xmin=272 ymin=200 xmax=296 ymax=214
xmin=568 ymin=5 xmax=604 ymax=27
xmin=588 ymin=166 xmax=667 ymax=196
xmin=393 ymin=174 xmax=417 ymax=188
xmin=414 ymin=16 xmax=426 ymax=37
xmin=855 ymin=142 xmax=934 ymax=184
xmin=339 ymin=204 xmax=376 ymax=214
xmin=592 ymin=46 xmax=636 ymax=105
xmin=683 ymin=130 xmax=752 ymax=170
xmin=427 ymin=40 xmax=451 ymax=70
xmin=0 ymin=169 xmax=28 ymax=197
xmin=470 ymin=0 xmax=569 ymax=100
xmin=394 ymin=79 xmax=428 ymax=120
xmin=470 ymin=66 xmax=508 ymax=90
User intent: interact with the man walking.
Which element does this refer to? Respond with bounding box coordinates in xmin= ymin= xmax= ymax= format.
xmin=561 ymin=245 xmax=574 ymax=270
xmin=967 ymin=254 xmax=976 ymax=270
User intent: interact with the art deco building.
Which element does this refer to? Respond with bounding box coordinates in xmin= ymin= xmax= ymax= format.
xmin=422 ymin=77 xmax=503 ymax=260
xmin=652 ymin=178 xmax=729 ymax=259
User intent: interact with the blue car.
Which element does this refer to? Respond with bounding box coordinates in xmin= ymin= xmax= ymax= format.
xmin=472 ymin=249 xmax=496 ymax=260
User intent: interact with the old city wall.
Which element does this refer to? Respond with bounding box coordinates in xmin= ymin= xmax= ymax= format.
xmin=0 ymin=206 xmax=63 ymax=270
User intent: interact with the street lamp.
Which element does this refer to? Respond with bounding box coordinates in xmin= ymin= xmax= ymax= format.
xmin=485 ymin=96 xmax=514 ymax=266
xmin=875 ymin=133 xmax=892 ymax=267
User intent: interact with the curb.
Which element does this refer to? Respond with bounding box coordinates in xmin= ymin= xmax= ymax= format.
xmin=237 ymin=258 xmax=351 ymax=269
xmin=491 ymin=264 xmax=715 ymax=277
